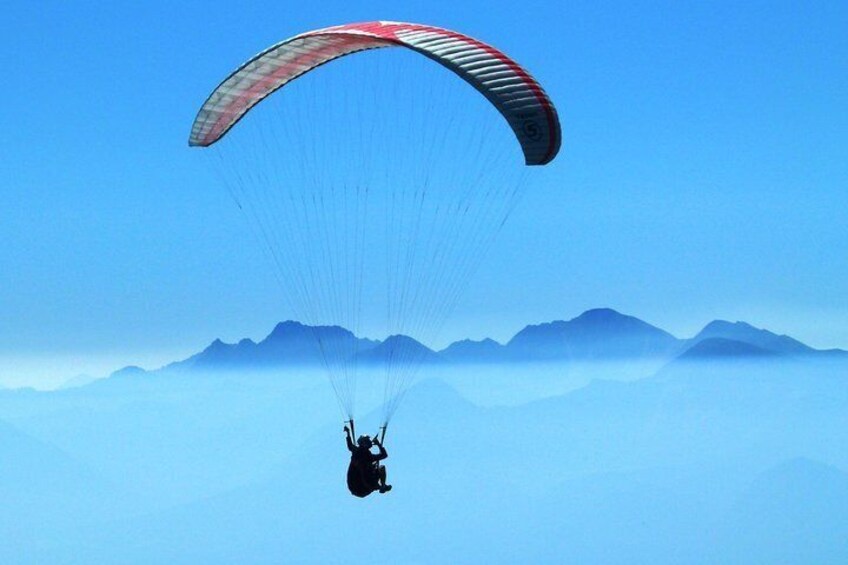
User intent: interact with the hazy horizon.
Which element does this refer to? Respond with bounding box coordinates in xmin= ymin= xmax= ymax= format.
xmin=2 ymin=305 xmax=844 ymax=390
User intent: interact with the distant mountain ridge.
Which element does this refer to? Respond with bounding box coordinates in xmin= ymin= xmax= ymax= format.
xmin=508 ymin=308 xmax=679 ymax=360
xmin=167 ymin=321 xmax=379 ymax=372
xmin=356 ymin=335 xmax=442 ymax=366
xmin=692 ymin=320 xmax=813 ymax=355
xmin=114 ymin=308 xmax=846 ymax=378
xmin=677 ymin=337 xmax=778 ymax=360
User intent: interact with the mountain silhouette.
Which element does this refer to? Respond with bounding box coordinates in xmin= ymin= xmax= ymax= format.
xmin=439 ymin=338 xmax=508 ymax=363
xmin=677 ymin=337 xmax=778 ymax=360
xmin=504 ymin=308 xmax=680 ymax=360
xmin=168 ymin=321 xmax=378 ymax=371
xmin=109 ymin=365 xmax=148 ymax=380
xmin=691 ymin=320 xmax=813 ymax=355
xmin=106 ymin=308 xmax=844 ymax=378
xmin=356 ymin=334 xmax=442 ymax=366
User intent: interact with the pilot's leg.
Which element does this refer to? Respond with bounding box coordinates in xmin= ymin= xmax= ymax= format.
xmin=377 ymin=466 xmax=392 ymax=493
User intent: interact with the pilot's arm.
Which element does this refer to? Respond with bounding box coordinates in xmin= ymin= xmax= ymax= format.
xmin=373 ymin=437 xmax=388 ymax=461
xmin=344 ymin=426 xmax=355 ymax=452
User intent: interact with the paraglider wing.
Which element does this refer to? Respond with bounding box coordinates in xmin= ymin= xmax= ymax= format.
xmin=189 ymin=21 xmax=561 ymax=165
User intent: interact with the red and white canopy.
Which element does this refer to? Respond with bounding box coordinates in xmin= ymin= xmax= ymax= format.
xmin=189 ymin=21 xmax=561 ymax=165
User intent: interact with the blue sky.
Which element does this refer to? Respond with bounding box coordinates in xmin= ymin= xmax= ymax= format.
xmin=1 ymin=1 xmax=846 ymax=385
